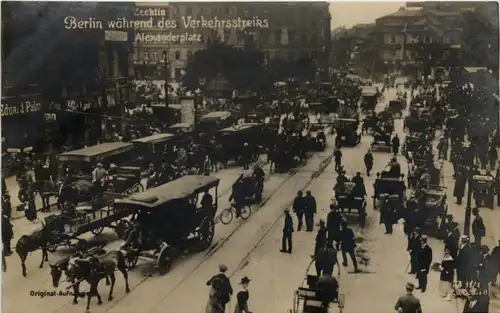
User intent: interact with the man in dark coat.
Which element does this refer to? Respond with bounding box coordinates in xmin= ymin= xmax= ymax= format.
xmin=292 ymin=191 xmax=305 ymax=231
xmin=2 ymin=213 xmax=13 ymax=256
xmin=416 ymin=235 xmax=432 ymax=292
xmin=314 ymin=242 xmax=338 ymax=277
xmin=392 ymin=134 xmax=400 ymax=156
xmin=407 ymin=228 xmax=422 ymax=275
xmin=314 ymin=220 xmax=327 ymax=255
xmin=364 ymin=149 xmax=374 ymax=176
xmin=471 ymin=208 xmax=485 ymax=248
xmin=339 ymin=221 xmax=360 ymax=273
xmin=334 ymin=148 xmax=342 ymax=172
xmin=281 ymin=208 xmax=293 ymax=253
xmin=380 ymin=195 xmax=396 ymax=234
xmin=454 ymin=170 xmax=467 ymax=205
xmin=444 ymin=222 xmax=460 ymax=258
xmin=304 ymin=191 xmax=316 ymax=232
xmin=456 ymin=235 xmax=474 ymax=284
xmin=326 ymin=204 xmax=342 ymax=249
xmin=206 ymin=264 xmax=233 ymax=310
xmin=394 ymin=282 xmax=422 ymax=313
xmin=490 ymin=239 xmax=500 ymax=286
xmin=463 ymin=294 xmax=490 ymax=313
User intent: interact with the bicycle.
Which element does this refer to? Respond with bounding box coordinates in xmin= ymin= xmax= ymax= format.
xmin=220 ymin=202 xmax=251 ymax=224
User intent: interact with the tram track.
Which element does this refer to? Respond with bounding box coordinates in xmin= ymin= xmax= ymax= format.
xmin=51 ymin=151 xmax=332 ymax=313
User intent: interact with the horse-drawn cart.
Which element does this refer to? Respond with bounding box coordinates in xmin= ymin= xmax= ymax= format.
xmin=117 ymin=175 xmax=219 ymax=275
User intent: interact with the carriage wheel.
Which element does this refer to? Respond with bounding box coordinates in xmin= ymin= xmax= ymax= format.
xmin=128 ymin=183 xmax=144 ymax=194
xmin=115 ymin=220 xmax=131 ymax=239
xmin=91 ymin=227 xmax=104 ymax=235
xmin=220 ymin=209 xmax=233 ymax=225
xmin=198 ymin=218 xmax=215 ymax=250
xmin=240 ymin=205 xmax=251 ymax=220
xmin=125 ymin=250 xmax=139 ymax=269
xmin=157 ymin=245 xmax=174 ymax=275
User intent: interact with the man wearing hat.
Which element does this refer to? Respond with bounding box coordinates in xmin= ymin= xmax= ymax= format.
xmin=394 ymin=282 xmax=422 ymax=313
xmin=281 ymin=208 xmax=294 ymax=253
xmin=304 ymin=191 xmax=317 ymax=232
xmin=339 ymin=221 xmax=360 ymax=273
xmin=443 ymin=221 xmax=460 ymax=258
xmin=407 ymin=227 xmax=422 ymax=275
xmin=455 ymin=235 xmax=473 ymax=285
xmin=416 ymin=235 xmax=432 ymax=292
xmin=206 ymin=264 xmax=233 ymax=311
xmin=92 ymin=162 xmax=107 ymax=195
xmin=293 ymin=191 xmax=305 ymax=231
xmin=326 ymin=204 xmax=342 ymax=249
xmin=312 ymin=220 xmax=327 ymax=269
xmin=471 ymin=207 xmax=485 ymax=248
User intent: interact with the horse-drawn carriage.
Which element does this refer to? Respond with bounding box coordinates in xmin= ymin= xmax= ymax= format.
xmin=130 ymin=133 xmax=176 ymax=167
xmin=334 ymin=181 xmax=366 ymax=226
xmin=118 ymin=175 xmax=218 ymax=275
xmin=407 ymin=186 xmax=448 ymax=235
xmin=373 ymin=170 xmax=406 ymax=209
xmin=216 ymin=123 xmax=263 ymax=164
xmin=407 ymin=158 xmax=441 ymax=189
xmin=371 ymin=119 xmax=393 ymax=151
xmin=472 ymin=174 xmax=495 ymax=209
xmin=361 ymin=88 xmax=378 ymax=113
xmin=57 ymin=142 xmax=144 ymax=207
xmin=289 ymin=273 xmax=345 ymax=313
xmin=388 ymin=99 xmax=404 ymax=118
xmin=335 ymin=119 xmax=361 ymax=146
xmin=402 ymin=135 xmax=432 ymax=160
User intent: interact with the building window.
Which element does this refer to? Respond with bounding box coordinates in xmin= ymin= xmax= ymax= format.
xmin=390 ymin=36 xmax=396 ymax=44
xmin=275 ymin=30 xmax=281 ymax=44
xmin=276 ymin=51 xmax=282 ymax=59
xmin=443 ymin=36 xmax=451 ymax=44
xmin=310 ymin=51 xmax=317 ymax=59
xmin=175 ymin=68 xmax=182 ymax=81
xmin=288 ymin=30 xmax=295 ymax=43
xmin=143 ymin=51 xmax=149 ymax=60
xmin=186 ymin=7 xmax=192 ymax=15
xmin=187 ymin=50 xmax=193 ymax=59
xmin=133 ymin=52 xmax=138 ymax=60
xmin=175 ymin=51 xmax=180 ymax=60
xmin=152 ymin=52 xmax=157 ymax=60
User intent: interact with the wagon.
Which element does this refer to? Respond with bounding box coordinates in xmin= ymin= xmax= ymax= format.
xmin=412 ymin=187 xmax=448 ymax=235
xmin=361 ymin=88 xmax=378 ymax=112
xmin=335 ymin=119 xmax=361 ymax=146
xmin=373 ymin=171 xmax=406 ymax=209
xmin=130 ymin=133 xmax=176 ymax=167
xmin=117 ymin=175 xmax=219 ymax=275
xmin=216 ymin=123 xmax=263 ymax=163
xmin=57 ymin=142 xmax=143 ymax=206
xmin=289 ymin=271 xmax=345 ymax=313
xmin=388 ymin=100 xmax=404 ymax=118
xmin=334 ymin=182 xmax=366 ymax=226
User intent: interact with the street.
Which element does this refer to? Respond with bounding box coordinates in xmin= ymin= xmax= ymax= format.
xmin=5 ymin=86 xmax=499 ymax=313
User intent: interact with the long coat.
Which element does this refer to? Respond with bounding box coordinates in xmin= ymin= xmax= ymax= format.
xmin=453 ymin=172 xmax=466 ymax=198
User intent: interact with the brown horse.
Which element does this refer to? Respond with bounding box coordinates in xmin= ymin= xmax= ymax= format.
xmin=15 ymin=221 xmax=51 ymax=277
xmin=50 ymin=250 xmax=130 ymax=313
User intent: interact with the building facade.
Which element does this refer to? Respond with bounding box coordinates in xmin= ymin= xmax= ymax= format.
xmin=373 ymin=6 xmax=464 ymax=76
xmin=133 ymin=2 xmax=331 ymax=81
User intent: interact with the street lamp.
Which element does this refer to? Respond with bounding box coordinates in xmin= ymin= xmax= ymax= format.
xmin=162 ymin=49 xmax=169 ymax=106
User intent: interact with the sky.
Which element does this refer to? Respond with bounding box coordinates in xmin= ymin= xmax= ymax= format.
xmin=329 ymin=1 xmax=405 ymax=29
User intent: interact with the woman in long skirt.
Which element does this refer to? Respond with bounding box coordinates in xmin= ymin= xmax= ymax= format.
xmin=439 ymin=248 xmax=454 ymax=301
xmin=234 ymin=277 xmax=251 ymax=313
xmin=24 ymin=188 xmax=37 ymax=223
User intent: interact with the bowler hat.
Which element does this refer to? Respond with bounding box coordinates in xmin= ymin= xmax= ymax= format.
xmin=219 ymin=264 xmax=228 ymax=272
xmin=240 ymin=276 xmax=251 ymax=284
xmin=405 ymin=282 xmax=415 ymax=291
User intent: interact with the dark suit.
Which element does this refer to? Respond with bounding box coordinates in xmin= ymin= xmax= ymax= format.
xmin=444 ymin=229 xmax=460 ymax=258
xmin=304 ymin=195 xmax=317 ymax=231
xmin=471 ymin=215 xmax=485 ymax=248
xmin=292 ymin=196 xmax=305 ymax=231
xmin=206 ymin=273 xmax=233 ymax=308
xmin=416 ymin=244 xmax=432 ymax=291
xmin=340 ymin=228 xmax=358 ymax=271
xmin=463 ymin=295 xmax=490 ymax=313
xmin=326 ymin=210 xmax=341 ymax=247
xmin=456 ymin=244 xmax=473 ymax=284
xmin=282 ymin=213 xmax=294 ymax=252
xmin=394 ymin=293 xmax=422 ymax=313
xmin=315 ymin=225 xmax=327 ymax=254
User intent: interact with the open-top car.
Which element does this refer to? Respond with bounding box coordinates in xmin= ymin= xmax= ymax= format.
xmin=373 ymin=170 xmax=406 ymax=210
xmin=335 ymin=118 xmax=361 ymax=146
xmin=334 ymin=181 xmax=366 ymax=226
xmin=388 ymin=99 xmax=404 ymax=118
xmin=118 ymin=175 xmax=219 ymax=274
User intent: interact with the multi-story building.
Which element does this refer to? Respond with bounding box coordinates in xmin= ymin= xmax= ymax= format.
xmin=331 ymin=23 xmax=376 ymax=74
xmin=373 ymin=6 xmax=464 ymax=76
xmin=133 ymin=2 xmax=331 ymax=82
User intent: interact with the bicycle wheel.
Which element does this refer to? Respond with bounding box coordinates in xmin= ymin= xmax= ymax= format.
xmin=220 ymin=208 xmax=233 ymax=225
xmin=240 ymin=205 xmax=251 ymax=220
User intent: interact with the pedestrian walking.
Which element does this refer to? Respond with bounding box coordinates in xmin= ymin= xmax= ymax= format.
xmin=206 ymin=264 xmax=233 ymax=313
xmin=392 ymin=134 xmax=400 ymax=156
xmin=416 ymin=235 xmax=432 ymax=292
xmin=280 ymin=208 xmax=293 ymax=254
xmin=326 ymin=204 xmax=342 ymax=249
xmin=394 ymin=282 xmax=422 ymax=313
xmin=407 ymin=228 xmax=422 ymax=275
xmin=380 ymin=194 xmax=396 ymax=234
xmin=456 ymin=235 xmax=474 ymax=285
xmin=304 ymin=191 xmax=316 ymax=232
xmin=234 ymin=277 xmax=251 ymax=313
xmin=454 ymin=170 xmax=466 ymax=205
xmin=339 ymin=221 xmax=359 ymax=273
xmin=471 ymin=208 xmax=485 ymax=248
xmin=438 ymin=248 xmax=454 ymax=301
xmin=292 ymin=191 xmax=305 ymax=231
xmin=24 ymin=187 xmax=37 ymax=223
xmin=488 ymin=144 xmax=497 ymax=169
xmin=313 ymin=220 xmax=327 ymax=256
xmin=443 ymin=222 xmax=460 ymax=258
xmin=363 ymin=149 xmax=373 ymax=176
xmin=334 ymin=148 xmax=342 ymax=172
xmin=2 ymin=213 xmax=13 ymax=256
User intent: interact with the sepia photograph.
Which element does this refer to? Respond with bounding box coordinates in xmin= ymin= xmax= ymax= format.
xmin=1 ymin=1 xmax=499 ymax=313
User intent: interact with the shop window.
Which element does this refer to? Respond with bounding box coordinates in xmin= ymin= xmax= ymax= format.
xmin=175 ymin=51 xmax=180 ymax=60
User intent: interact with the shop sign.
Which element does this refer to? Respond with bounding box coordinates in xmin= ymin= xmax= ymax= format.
xmin=44 ymin=113 xmax=57 ymax=122
xmin=0 ymin=100 xmax=42 ymax=117
xmin=65 ymin=99 xmax=93 ymax=112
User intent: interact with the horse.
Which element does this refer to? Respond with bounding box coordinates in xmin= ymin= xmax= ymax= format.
xmin=15 ymin=221 xmax=52 ymax=277
xmin=50 ymin=250 xmax=130 ymax=313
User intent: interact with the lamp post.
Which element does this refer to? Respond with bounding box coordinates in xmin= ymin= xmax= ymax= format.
xmin=162 ymin=49 xmax=169 ymax=106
